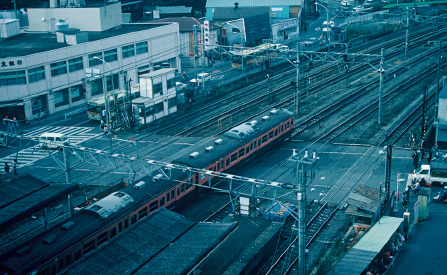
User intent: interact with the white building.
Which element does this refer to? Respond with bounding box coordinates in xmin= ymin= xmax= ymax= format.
xmin=0 ymin=1 xmax=181 ymax=121
xmin=133 ymin=68 xmax=177 ymax=126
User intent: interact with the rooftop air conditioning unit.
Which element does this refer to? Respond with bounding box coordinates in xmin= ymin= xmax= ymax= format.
xmin=134 ymin=181 xmax=146 ymax=189
xmin=190 ymin=152 xmax=200 ymax=159
xmin=262 ymin=116 xmax=269 ymax=121
xmin=214 ymin=139 xmax=223 ymax=145
xmin=205 ymin=146 xmax=214 ymax=152
xmin=270 ymin=109 xmax=278 ymax=115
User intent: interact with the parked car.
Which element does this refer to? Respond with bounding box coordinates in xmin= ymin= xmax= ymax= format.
xmin=190 ymin=73 xmax=211 ymax=87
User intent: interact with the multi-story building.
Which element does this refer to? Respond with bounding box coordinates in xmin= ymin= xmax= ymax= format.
xmin=0 ymin=1 xmax=180 ymax=121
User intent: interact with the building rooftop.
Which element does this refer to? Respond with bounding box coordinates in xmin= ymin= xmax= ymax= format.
xmin=206 ymin=0 xmax=300 ymax=8
xmin=1 ymin=23 xmax=170 ymax=58
xmin=212 ymin=7 xmax=270 ymax=20
xmin=156 ymin=5 xmax=192 ymax=14
xmin=152 ymin=17 xmax=219 ymax=32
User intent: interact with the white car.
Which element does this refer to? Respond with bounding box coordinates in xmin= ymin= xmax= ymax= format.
xmin=341 ymin=0 xmax=351 ymax=6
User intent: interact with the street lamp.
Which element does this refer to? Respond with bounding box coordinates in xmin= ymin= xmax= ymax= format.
xmin=315 ymin=2 xmax=330 ymax=53
xmin=93 ymin=56 xmax=112 ymax=129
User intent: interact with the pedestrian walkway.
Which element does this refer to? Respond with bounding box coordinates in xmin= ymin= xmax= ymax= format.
xmin=0 ymin=126 xmax=101 ymax=168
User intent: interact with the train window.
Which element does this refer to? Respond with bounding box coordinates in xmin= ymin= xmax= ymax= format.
xmin=74 ymin=249 xmax=82 ymax=261
xmin=286 ymin=122 xmax=289 ymax=129
xmin=262 ymin=135 xmax=267 ymax=143
xmin=171 ymin=190 xmax=175 ymax=200
xmin=177 ymin=187 xmax=180 ymax=196
xmin=83 ymin=239 xmax=96 ymax=255
xmin=149 ymin=201 xmax=158 ymax=213
xmin=186 ymin=182 xmax=192 ymax=190
xmin=139 ymin=207 xmax=148 ymax=219
xmin=221 ymin=160 xmax=224 ymax=169
xmin=41 ymin=268 xmax=50 ymax=275
xmin=181 ymin=184 xmax=185 ymax=193
xmin=58 ymin=258 xmax=64 ymax=271
xmin=274 ymin=128 xmax=278 ymax=137
xmin=239 ymin=148 xmax=244 ymax=158
xmin=268 ymin=131 xmax=273 ymax=140
xmin=258 ymin=139 xmax=261 ymax=147
xmin=246 ymin=146 xmax=249 ymax=154
xmin=66 ymin=254 xmax=71 ymax=266
xmin=167 ymin=191 xmax=171 ymax=202
xmin=226 ymin=158 xmax=230 ymax=166
xmin=160 ymin=197 xmax=165 ymax=207
xmin=110 ymin=227 xmax=117 ymax=238
xmin=97 ymin=232 xmax=108 ymax=246
xmin=119 ymin=222 xmax=123 ymax=233
xmin=253 ymin=141 xmax=256 ymax=149
xmin=250 ymin=143 xmax=253 ymax=151
xmin=52 ymin=266 xmax=56 ymax=275
xmin=231 ymin=153 xmax=237 ymax=162
xmin=124 ymin=219 xmax=129 ymax=229
xmin=281 ymin=125 xmax=283 ymax=132
xmin=131 ymin=214 xmax=137 ymax=225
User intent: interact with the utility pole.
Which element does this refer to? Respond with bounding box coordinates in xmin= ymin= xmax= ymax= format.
xmin=291 ymin=149 xmax=318 ymax=275
xmin=378 ymin=48 xmax=385 ymax=125
xmin=404 ymin=8 xmax=409 ymax=60
xmin=422 ymin=86 xmax=427 ymax=141
xmin=296 ymin=42 xmax=300 ymax=115
xmin=384 ymin=144 xmax=392 ymax=215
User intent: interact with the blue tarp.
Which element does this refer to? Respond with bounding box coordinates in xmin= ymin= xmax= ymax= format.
xmin=261 ymin=202 xmax=295 ymax=221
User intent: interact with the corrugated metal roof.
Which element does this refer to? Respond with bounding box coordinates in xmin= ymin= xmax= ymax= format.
xmin=206 ymin=0 xmax=300 ymax=7
xmin=346 ymin=184 xmax=381 ymax=213
xmin=156 ymin=5 xmax=192 ymax=14
xmin=328 ymin=216 xmax=403 ymax=275
xmin=212 ymin=7 xmax=270 ymax=20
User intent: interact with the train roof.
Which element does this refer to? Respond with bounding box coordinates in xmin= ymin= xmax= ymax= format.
xmin=62 ymin=208 xmax=194 ymax=275
xmin=0 ymin=172 xmax=185 ymax=275
xmin=173 ymin=108 xmax=293 ymax=168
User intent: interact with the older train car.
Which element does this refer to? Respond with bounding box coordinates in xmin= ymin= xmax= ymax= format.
xmin=0 ymin=109 xmax=294 ymax=275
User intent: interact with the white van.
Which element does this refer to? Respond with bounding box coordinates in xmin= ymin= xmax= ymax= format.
xmin=190 ymin=73 xmax=211 ymax=86
xmin=39 ymin=133 xmax=70 ymax=149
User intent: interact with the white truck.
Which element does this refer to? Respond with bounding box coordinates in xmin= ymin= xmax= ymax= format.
xmin=413 ymin=163 xmax=447 ymax=186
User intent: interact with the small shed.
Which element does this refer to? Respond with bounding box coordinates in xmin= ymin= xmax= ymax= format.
xmin=417 ymin=187 xmax=431 ymax=220
xmin=345 ymin=184 xmax=382 ymax=226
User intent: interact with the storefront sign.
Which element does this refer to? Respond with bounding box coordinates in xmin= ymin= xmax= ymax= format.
xmin=1 ymin=59 xmax=23 ymax=67
xmin=279 ymin=19 xmax=298 ymax=30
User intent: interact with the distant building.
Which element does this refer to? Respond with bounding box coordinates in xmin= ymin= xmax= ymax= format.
xmin=436 ymin=81 xmax=447 ymax=148
xmin=132 ymin=68 xmax=177 ymax=127
xmin=151 ymin=17 xmax=220 ymax=68
xmin=146 ymin=5 xmax=193 ymax=20
xmin=0 ymin=1 xmax=181 ymax=121
xmin=205 ymin=0 xmax=302 ymax=21
xmin=222 ymin=13 xmax=271 ymax=47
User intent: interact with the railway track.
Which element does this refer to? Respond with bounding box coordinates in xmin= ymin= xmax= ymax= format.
xmin=144 ymin=24 xmax=441 ymax=138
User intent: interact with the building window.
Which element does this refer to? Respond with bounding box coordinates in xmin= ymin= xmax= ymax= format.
xmin=28 ymin=66 xmax=45 ymax=83
xmin=68 ymin=57 xmax=83 ymax=72
xmin=232 ymin=28 xmax=240 ymax=33
xmin=122 ymin=44 xmax=135 ymax=58
xmin=104 ymin=49 xmax=118 ymax=62
xmin=167 ymin=78 xmax=175 ymax=89
xmin=149 ymin=201 xmax=158 ymax=212
xmin=154 ymin=102 xmax=163 ymax=113
xmin=50 ymin=61 xmax=67 ymax=77
xmin=106 ymin=73 xmax=119 ymax=91
xmin=54 ymin=88 xmax=69 ymax=108
xmin=136 ymin=41 xmax=148 ymax=55
xmin=90 ymin=78 xmax=103 ymax=96
xmin=71 ymin=85 xmax=85 ymax=102
xmin=88 ymin=52 xmax=103 ymax=67
xmin=153 ymin=82 xmax=163 ymax=95
xmin=168 ymin=97 xmax=177 ymax=108
xmin=0 ymin=70 xmax=26 ymax=86
xmin=138 ymin=208 xmax=148 ymax=220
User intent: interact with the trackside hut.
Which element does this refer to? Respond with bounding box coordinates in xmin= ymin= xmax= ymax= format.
xmin=133 ymin=68 xmax=177 ymax=127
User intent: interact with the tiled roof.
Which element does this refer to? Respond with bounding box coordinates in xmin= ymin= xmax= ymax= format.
xmin=346 ymin=184 xmax=381 ymax=214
